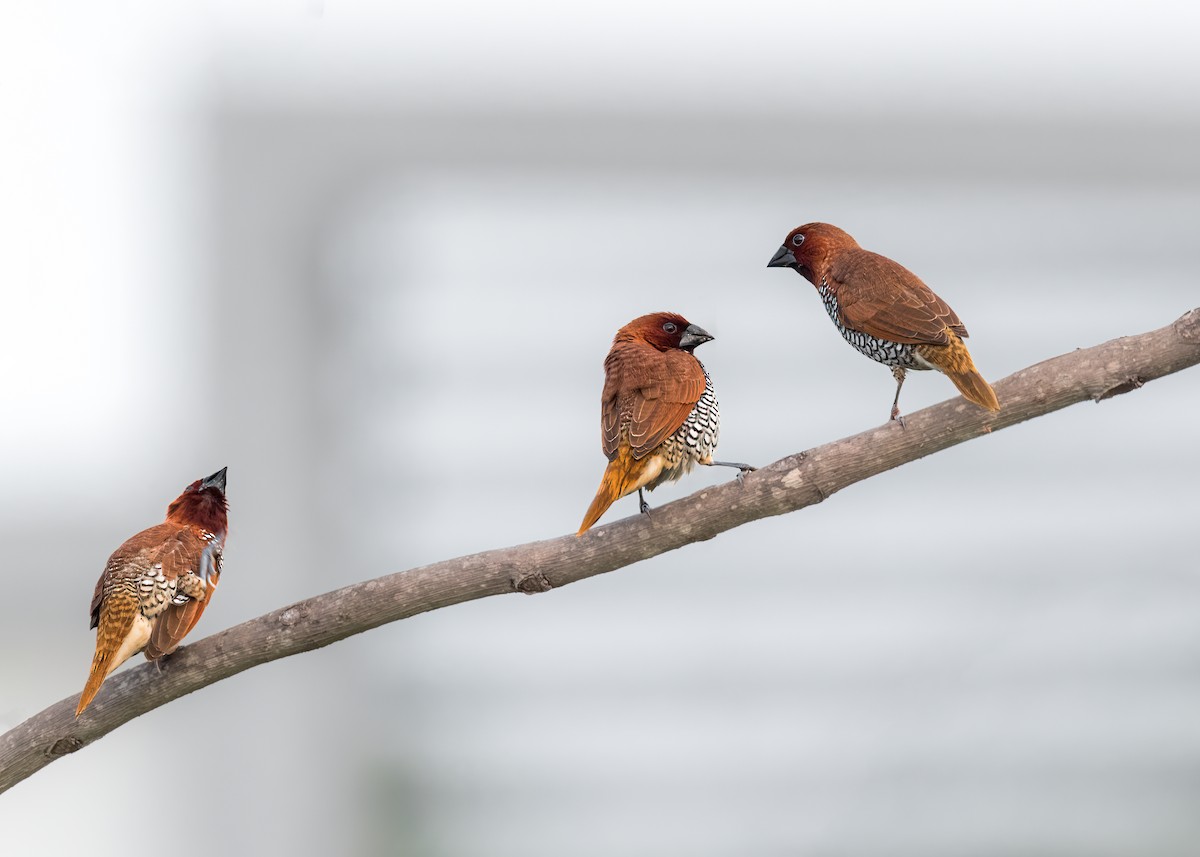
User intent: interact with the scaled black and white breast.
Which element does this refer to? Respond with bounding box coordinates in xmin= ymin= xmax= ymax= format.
xmin=647 ymin=364 xmax=720 ymax=489
xmin=817 ymin=280 xmax=926 ymax=370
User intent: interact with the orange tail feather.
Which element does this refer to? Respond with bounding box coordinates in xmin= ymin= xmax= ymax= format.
xmin=578 ymin=449 xmax=651 ymax=535
xmin=76 ymin=591 xmax=142 ymax=717
xmin=945 ymin=369 xmax=1000 ymax=412
xmin=917 ymin=335 xmax=1001 ymax=413
xmin=76 ymin=659 xmax=111 ymax=718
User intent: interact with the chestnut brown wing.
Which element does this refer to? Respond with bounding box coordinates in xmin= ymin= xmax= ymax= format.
xmin=144 ymin=528 xmax=213 ymax=659
xmin=831 ymin=249 xmax=969 ymax=345
xmin=144 ymin=583 xmax=214 ymax=659
xmin=89 ymin=521 xmax=174 ymax=629
xmin=600 ymin=341 xmax=706 ymax=460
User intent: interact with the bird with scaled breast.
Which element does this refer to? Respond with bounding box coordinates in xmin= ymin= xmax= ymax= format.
xmin=768 ymin=223 xmax=1000 ymax=423
xmin=76 ymin=467 xmax=229 ymax=717
xmin=578 ymin=312 xmax=754 ymax=534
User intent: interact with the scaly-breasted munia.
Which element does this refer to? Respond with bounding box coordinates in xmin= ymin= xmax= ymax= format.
xmin=578 ymin=312 xmax=753 ymax=534
xmin=76 ymin=467 xmax=229 ymax=717
xmin=768 ymin=223 xmax=1000 ymax=422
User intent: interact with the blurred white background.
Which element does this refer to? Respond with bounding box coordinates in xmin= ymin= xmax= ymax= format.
xmin=2 ymin=2 xmax=1199 ymax=855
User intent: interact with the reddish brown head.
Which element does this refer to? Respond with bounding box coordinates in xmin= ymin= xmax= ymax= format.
xmin=166 ymin=467 xmax=229 ymax=536
xmin=767 ymin=222 xmax=861 ymax=286
xmin=614 ymin=312 xmax=713 ymax=353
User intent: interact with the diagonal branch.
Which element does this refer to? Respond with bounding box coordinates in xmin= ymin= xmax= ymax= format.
xmin=2 ymin=308 xmax=1198 ymax=795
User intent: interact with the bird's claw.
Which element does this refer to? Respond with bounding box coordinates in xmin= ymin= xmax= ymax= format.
xmin=890 ymin=408 xmax=907 ymax=429
xmin=710 ymin=460 xmax=756 ymax=487
xmin=639 ymin=500 xmax=652 ymax=516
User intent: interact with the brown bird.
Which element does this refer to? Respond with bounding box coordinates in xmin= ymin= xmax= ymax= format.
xmin=768 ymin=223 xmax=999 ymax=422
xmin=77 ymin=467 xmax=229 ymax=717
xmin=578 ymin=312 xmax=753 ymax=534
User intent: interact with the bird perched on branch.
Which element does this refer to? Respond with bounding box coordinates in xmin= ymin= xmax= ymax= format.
xmin=76 ymin=467 xmax=229 ymax=717
xmin=578 ymin=312 xmax=754 ymax=534
xmin=768 ymin=223 xmax=1000 ymax=422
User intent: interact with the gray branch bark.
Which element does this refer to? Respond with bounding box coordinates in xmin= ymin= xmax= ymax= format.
xmin=3 ymin=308 xmax=1198 ymax=795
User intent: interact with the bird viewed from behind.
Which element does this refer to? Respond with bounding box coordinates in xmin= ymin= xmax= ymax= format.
xmin=76 ymin=467 xmax=229 ymax=717
xmin=578 ymin=312 xmax=754 ymax=535
xmin=768 ymin=223 xmax=1000 ymax=422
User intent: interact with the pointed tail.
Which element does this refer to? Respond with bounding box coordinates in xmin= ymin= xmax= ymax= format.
xmin=578 ymin=449 xmax=647 ymax=535
xmin=945 ymin=369 xmax=1000 ymax=412
xmin=918 ymin=335 xmax=1001 ymax=413
xmin=76 ymin=657 xmax=112 ymax=718
xmin=76 ymin=591 xmax=141 ymax=717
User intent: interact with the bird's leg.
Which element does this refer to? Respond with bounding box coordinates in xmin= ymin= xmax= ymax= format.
xmin=706 ymin=459 xmax=758 ymax=486
xmin=638 ymin=488 xmax=652 ymax=516
xmin=890 ymin=367 xmax=907 ymax=428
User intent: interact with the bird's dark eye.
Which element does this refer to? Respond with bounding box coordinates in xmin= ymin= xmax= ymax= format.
xmin=791 ymin=234 xmax=805 ymax=247
xmin=663 ymin=322 xmax=678 ymax=334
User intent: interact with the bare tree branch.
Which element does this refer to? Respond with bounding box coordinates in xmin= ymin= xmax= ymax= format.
xmin=2 ymin=308 xmax=1198 ymax=795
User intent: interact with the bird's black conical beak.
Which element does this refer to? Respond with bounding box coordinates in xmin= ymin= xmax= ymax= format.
xmin=679 ymin=324 xmax=714 ymax=352
xmin=768 ymin=246 xmax=797 ymax=268
xmin=201 ymin=467 xmax=228 ymax=493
